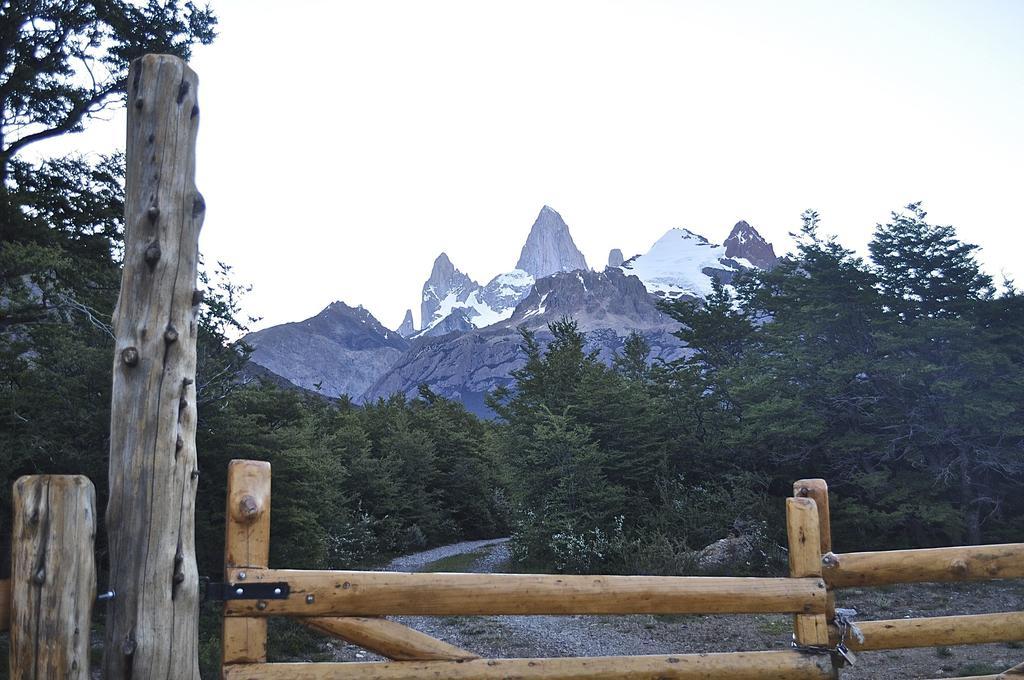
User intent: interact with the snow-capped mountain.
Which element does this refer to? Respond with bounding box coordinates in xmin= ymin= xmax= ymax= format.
xmin=619 ymin=220 xmax=776 ymax=299
xmin=245 ymin=210 xmax=778 ymax=413
xmin=416 ymin=206 xmax=588 ymax=336
xmin=365 ymin=267 xmax=685 ymax=414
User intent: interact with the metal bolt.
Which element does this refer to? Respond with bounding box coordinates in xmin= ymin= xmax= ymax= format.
xmin=97 ymin=590 xmax=116 ymax=602
xmin=305 ymin=594 xmax=315 ymax=604
xmin=237 ymin=571 xmax=246 ymax=580
xmin=273 ymin=587 xmax=282 ymax=595
xmin=235 ymin=587 xmax=244 ymax=596
xmin=256 ymin=601 xmax=267 ymax=611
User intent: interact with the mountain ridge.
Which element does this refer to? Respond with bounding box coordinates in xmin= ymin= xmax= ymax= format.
xmin=246 ymin=209 xmax=778 ymax=413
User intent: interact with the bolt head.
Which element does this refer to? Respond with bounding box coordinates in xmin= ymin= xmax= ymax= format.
xmin=256 ymin=601 xmax=267 ymax=610
xmin=237 ymin=571 xmax=246 ymax=580
xmin=305 ymin=594 xmax=315 ymax=604
xmin=273 ymin=587 xmax=282 ymax=595
xmin=235 ymin=587 xmax=244 ymax=596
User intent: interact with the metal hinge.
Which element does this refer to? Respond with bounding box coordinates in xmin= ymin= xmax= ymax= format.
xmin=204 ymin=581 xmax=290 ymax=601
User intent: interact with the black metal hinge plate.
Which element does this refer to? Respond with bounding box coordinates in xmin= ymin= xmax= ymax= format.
xmin=205 ymin=581 xmax=290 ymax=601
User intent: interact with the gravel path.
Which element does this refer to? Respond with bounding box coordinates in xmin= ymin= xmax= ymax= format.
xmin=383 ymin=537 xmax=510 ymax=572
xmin=321 ymin=539 xmax=1023 ymax=678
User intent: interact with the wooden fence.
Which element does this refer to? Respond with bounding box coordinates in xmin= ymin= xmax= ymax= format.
xmin=211 ymin=462 xmax=1022 ymax=679
xmin=0 ymin=467 xmax=1022 ymax=677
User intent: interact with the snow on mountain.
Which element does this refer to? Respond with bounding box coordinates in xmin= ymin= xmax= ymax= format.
xmin=414 ymin=205 xmax=590 ymax=337
xmin=246 ymin=212 xmax=779 ymax=410
xmin=619 ymin=221 xmax=777 ymax=299
xmin=621 ymin=228 xmax=734 ymax=299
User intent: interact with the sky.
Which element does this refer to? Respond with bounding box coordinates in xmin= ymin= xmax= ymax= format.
xmin=29 ymin=0 xmax=1024 ymax=331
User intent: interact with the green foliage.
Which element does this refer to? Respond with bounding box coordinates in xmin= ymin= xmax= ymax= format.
xmin=1 ymin=0 xmax=216 ymax=178
xmin=489 ymin=204 xmax=1023 ymax=576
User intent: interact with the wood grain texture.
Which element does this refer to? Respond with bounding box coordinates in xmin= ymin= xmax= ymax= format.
xmin=304 ymin=617 xmax=478 ymax=661
xmin=103 ymin=53 xmax=204 ymax=680
xmin=849 ymin=611 xmax=1024 ymax=651
xmin=223 ymin=569 xmax=826 ymax=617
xmin=786 ymin=497 xmax=830 ymax=648
xmin=221 ymin=650 xmax=836 ymax=680
xmin=823 ymin=543 xmax=1024 ymax=588
xmin=10 ymin=475 xmax=96 ymax=679
xmin=793 ymin=480 xmax=831 ymax=555
xmin=223 ymin=460 xmax=271 ymax=665
xmin=793 ymin=479 xmax=837 ymax=636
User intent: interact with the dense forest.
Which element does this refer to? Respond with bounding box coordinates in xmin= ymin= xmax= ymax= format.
xmin=2 ymin=0 xmax=1024 ymax=673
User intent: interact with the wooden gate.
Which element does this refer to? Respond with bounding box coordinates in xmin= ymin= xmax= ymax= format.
xmin=217 ymin=461 xmax=1024 ymax=679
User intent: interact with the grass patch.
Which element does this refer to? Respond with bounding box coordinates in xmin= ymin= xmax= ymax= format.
xmin=756 ymin=615 xmax=791 ymax=636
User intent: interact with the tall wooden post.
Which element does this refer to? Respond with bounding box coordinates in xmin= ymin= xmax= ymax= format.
xmin=104 ymin=54 xmax=204 ymax=679
xmin=786 ymin=497 xmax=830 ymax=650
xmin=794 ymin=480 xmax=836 ymax=641
xmin=10 ymin=475 xmax=96 ymax=678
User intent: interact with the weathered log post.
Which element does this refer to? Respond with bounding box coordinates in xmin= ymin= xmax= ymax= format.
xmin=10 ymin=475 xmax=96 ymax=678
xmin=103 ymin=53 xmax=204 ymax=678
xmin=786 ymin=497 xmax=831 ymax=653
xmin=794 ymin=479 xmax=836 ymax=641
xmin=222 ymin=460 xmax=271 ymax=667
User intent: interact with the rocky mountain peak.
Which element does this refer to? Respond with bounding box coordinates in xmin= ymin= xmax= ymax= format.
xmin=608 ymin=248 xmax=624 ymax=267
xmin=427 ymin=252 xmax=476 ymax=292
xmin=244 ymin=300 xmax=409 ymax=400
xmin=723 ymin=220 xmax=778 ymax=269
xmin=421 ymin=252 xmax=478 ymax=331
xmin=515 ymin=205 xmax=588 ymax=278
xmin=397 ymin=309 xmax=415 ymax=337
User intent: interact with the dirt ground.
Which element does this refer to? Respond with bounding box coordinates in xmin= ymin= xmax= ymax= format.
xmin=315 ymin=539 xmax=1023 ymax=679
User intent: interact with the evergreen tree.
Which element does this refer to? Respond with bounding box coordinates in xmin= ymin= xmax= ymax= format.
xmin=869 ymin=202 xmax=993 ymax=320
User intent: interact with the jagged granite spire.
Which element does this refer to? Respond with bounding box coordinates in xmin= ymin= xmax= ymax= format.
xmin=723 ymin=220 xmax=778 ymax=269
xmin=420 ymin=252 xmax=478 ymax=330
xmin=397 ymin=309 xmax=415 ymax=337
xmin=515 ymin=205 xmax=588 ymax=278
xmin=608 ymin=248 xmax=624 ymax=267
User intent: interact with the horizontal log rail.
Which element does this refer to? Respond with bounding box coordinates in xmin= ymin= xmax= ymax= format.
xmin=221 ymin=650 xmax=836 ymax=679
xmin=223 ymin=568 xmax=826 ymax=617
xmin=847 ymin=611 xmax=1024 ymax=651
xmin=823 ymin=543 xmax=1024 ymax=588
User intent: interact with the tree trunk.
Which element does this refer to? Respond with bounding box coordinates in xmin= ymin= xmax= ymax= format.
xmin=103 ymin=54 xmax=204 ymax=679
xmin=958 ymin=450 xmax=982 ymax=545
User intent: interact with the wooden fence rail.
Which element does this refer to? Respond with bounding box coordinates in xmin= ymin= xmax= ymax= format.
xmin=222 ymin=650 xmax=836 ymax=680
xmin=822 ymin=543 xmax=1024 ymax=587
xmin=801 ymin=479 xmax=1024 ymax=675
xmin=222 ymin=569 xmax=827 ymax=617
xmin=213 ymin=461 xmax=1023 ymax=679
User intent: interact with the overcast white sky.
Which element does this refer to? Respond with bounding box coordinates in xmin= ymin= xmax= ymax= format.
xmin=31 ymin=0 xmax=1024 ymax=331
